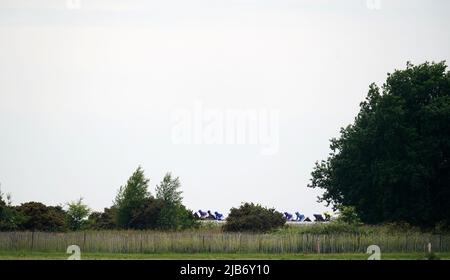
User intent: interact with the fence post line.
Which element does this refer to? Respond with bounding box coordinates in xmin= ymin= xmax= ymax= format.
xmin=202 ymin=235 xmax=205 ymax=252
xmin=83 ymin=231 xmax=87 ymax=250
xmin=140 ymin=233 xmax=143 ymax=253
xmin=31 ymin=231 xmax=34 ymax=251
xmin=317 ymin=236 xmax=321 ymax=254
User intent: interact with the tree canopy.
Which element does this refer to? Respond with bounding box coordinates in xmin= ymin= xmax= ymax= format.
xmin=156 ymin=172 xmax=183 ymax=205
xmin=16 ymin=202 xmax=67 ymax=232
xmin=87 ymin=207 xmax=117 ymax=230
xmin=113 ymin=166 xmax=151 ymax=228
xmin=66 ymin=198 xmax=90 ymax=231
xmin=0 ymin=168 xmax=197 ymax=232
xmin=309 ymin=61 xmax=450 ymax=227
xmin=0 ymin=189 xmax=20 ymax=231
xmin=112 ymin=167 xmax=196 ymax=230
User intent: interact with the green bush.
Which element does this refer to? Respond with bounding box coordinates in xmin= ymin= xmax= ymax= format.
xmin=424 ymin=252 xmax=440 ymax=260
xmin=379 ymin=222 xmax=421 ymax=234
xmin=336 ymin=206 xmax=362 ymax=225
xmin=127 ymin=197 xmax=197 ymax=230
xmin=16 ymin=202 xmax=67 ymax=232
xmin=224 ymin=203 xmax=285 ymax=232
xmin=87 ymin=207 xmax=117 ymax=230
xmin=156 ymin=203 xmax=198 ymax=230
xmin=129 ymin=197 xmax=165 ymax=230
xmin=0 ymin=192 xmax=21 ymax=231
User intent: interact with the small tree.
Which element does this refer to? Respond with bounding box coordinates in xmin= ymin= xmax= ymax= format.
xmin=224 ymin=203 xmax=285 ymax=232
xmin=155 ymin=173 xmax=196 ymax=230
xmin=0 ymin=189 xmax=21 ymax=231
xmin=66 ymin=198 xmax=90 ymax=231
xmin=114 ymin=166 xmax=151 ymax=228
xmin=155 ymin=173 xmax=182 ymax=205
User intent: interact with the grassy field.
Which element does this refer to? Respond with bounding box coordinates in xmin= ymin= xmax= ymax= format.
xmin=0 ymin=251 xmax=449 ymax=260
xmin=1 ymin=231 xmax=448 ymax=254
xmin=1 ymin=223 xmax=449 ymax=260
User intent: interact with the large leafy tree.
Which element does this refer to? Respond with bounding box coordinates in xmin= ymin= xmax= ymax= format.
xmin=309 ymin=62 xmax=450 ymax=227
xmin=114 ymin=166 xmax=151 ymax=228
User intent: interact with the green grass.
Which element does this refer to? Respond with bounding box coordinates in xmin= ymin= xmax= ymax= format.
xmin=0 ymin=251 xmax=449 ymax=260
xmin=2 ymin=224 xmax=449 ymax=258
xmin=3 ymin=230 xmax=450 ymax=254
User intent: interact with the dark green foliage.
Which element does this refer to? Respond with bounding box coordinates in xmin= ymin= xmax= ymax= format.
xmin=154 ymin=172 xmax=196 ymax=230
xmin=112 ymin=168 xmax=197 ymax=230
xmin=119 ymin=197 xmax=198 ymax=230
xmin=0 ymin=192 xmax=21 ymax=231
xmin=224 ymin=203 xmax=285 ymax=232
xmin=114 ymin=166 xmax=151 ymax=229
xmin=425 ymin=252 xmax=440 ymax=260
xmin=309 ymin=61 xmax=450 ymax=227
xmin=129 ymin=197 xmax=165 ymax=230
xmin=87 ymin=207 xmax=117 ymax=230
xmin=336 ymin=206 xmax=362 ymax=225
xmin=434 ymin=221 xmax=450 ymax=234
xmin=156 ymin=203 xmax=198 ymax=230
xmin=16 ymin=202 xmax=67 ymax=232
xmin=86 ymin=212 xmax=102 ymax=229
xmin=275 ymin=221 xmax=365 ymax=235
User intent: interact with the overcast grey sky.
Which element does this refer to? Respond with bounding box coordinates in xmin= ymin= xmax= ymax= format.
xmin=1 ymin=0 xmax=449 ymax=216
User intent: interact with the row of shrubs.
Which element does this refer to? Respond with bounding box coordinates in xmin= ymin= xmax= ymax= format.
xmin=0 ymin=199 xmax=201 ymax=232
xmin=0 ymin=167 xmax=200 ymax=232
xmin=0 ymin=167 xmax=288 ymax=233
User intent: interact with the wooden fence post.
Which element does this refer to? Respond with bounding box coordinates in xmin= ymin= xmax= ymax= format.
xmin=30 ymin=231 xmax=35 ymax=251
xmin=317 ymin=236 xmax=321 ymax=254
xmin=83 ymin=231 xmax=87 ymax=250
